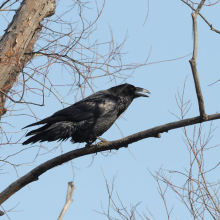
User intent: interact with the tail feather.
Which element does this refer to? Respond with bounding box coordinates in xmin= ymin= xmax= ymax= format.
xmin=22 ymin=122 xmax=76 ymax=145
xmin=22 ymin=116 xmax=66 ymax=129
xmin=25 ymin=124 xmax=52 ymax=136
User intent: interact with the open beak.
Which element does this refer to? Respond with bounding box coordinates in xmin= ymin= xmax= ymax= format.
xmin=135 ymin=87 xmax=151 ymax=98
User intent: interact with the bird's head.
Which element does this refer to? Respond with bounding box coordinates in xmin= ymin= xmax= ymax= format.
xmin=109 ymin=83 xmax=150 ymax=99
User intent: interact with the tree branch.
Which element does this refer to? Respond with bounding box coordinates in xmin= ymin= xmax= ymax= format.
xmin=0 ymin=112 xmax=220 ymax=207
xmin=195 ymin=0 xmax=206 ymax=16
xmin=58 ymin=182 xmax=75 ymax=220
xmin=189 ymin=0 xmax=208 ymax=120
xmin=181 ymin=0 xmax=220 ymax=34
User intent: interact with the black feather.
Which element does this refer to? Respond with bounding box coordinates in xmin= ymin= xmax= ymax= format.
xmin=22 ymin=83 xmax=150 ymax=145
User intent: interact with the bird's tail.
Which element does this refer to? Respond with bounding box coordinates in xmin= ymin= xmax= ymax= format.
xmin=22 ymin=122 xmax=76 ymax=145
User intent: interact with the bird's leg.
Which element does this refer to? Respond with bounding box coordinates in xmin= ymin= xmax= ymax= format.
xmin=85 ymin=140 xmax=95 ymax=148
xmin=86 ymin=138 xmax=109 ymax=154
xmin=85 ymin=140 xmax=99 ymax=155
xmin=85 ymin=143 xmax=92 ymax=148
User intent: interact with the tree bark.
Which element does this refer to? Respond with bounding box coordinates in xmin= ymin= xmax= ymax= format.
xmin=0 ymin=0 xmax=56 ymax=118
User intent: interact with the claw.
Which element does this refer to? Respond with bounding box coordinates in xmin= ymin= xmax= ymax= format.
xmin=97 ymin=136 xmax=113 ymax=152
xmin=97 ymin=137 xmax=108 ymax=142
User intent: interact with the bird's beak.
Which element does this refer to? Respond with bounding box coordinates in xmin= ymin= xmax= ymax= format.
xmin=135 ymin=87 xmax=151 ymax=98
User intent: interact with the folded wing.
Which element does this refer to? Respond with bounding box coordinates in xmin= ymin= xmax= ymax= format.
xmin=22 ymin=92 xmax=118 ymax=145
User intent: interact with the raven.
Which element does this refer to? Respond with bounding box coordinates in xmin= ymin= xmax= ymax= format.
xmin=22 ymin=83 xmax=150 ymax=145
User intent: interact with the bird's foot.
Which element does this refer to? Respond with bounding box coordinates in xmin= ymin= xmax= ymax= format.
xmin=85 ymin=143 xmax=95 ymax=148
xmin=96 ymin=137 xmax=113 ymax=152
xmin=96 ymin=137 xmax=108 ymax=143
xmin=86 ymin=138 xmax=110 ymax=154
xmin=85 ymin=141 xmax=100 ymax=155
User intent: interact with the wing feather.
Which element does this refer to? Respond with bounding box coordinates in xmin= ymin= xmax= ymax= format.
xmin=23 ymin=92 xmax=118 ymax=129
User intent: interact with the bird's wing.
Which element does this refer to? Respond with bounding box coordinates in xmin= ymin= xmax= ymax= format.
xmin=23 ymin=92 xmax=118 ymax=128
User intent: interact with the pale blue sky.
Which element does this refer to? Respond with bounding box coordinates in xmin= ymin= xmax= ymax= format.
xmin=1 ymin=0 xmax=220 ymax=219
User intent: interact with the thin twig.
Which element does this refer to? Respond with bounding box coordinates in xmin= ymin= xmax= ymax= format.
xmin=181 ymin=0 xmax=220 ymax=34
xmin=0 ymin=89 xmax=44 ymax=107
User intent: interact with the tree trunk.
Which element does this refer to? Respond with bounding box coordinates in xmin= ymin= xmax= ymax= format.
xmin=0 ymin=0 xmax=56 ymax=119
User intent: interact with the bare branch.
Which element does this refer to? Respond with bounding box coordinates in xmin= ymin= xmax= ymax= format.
xmin=0 ymin=112 xmax=220 ymax=205
xmin=181 ymin=0 xmax=220 ymax=34
xmin=0 ymin=89 xmax=44 ymax=107
xmin=58 ymin=182 xmax=75 ymax=220
xmin=195 ymin=0 xmax=206 ymax=16
xmin=189 ymin=0 xmax=208 ymax=120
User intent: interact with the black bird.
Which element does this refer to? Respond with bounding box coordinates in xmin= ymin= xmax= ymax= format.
xmin=22 ymin=83 xmax=150 ymax=145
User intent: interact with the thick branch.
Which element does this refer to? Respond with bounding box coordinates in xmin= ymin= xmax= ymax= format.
xmin=0 ymin=113 xmax=220 ymax=206
xmin=189 ymin=0 xmax=208 ymax=120
xmin=189 ymin=59 xmax=207 ymax=120
xmin=191 ymin=13 xmax=198 ymax=61
xmin=0 ymin=0 xmax=56 ymax=118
